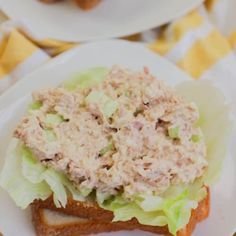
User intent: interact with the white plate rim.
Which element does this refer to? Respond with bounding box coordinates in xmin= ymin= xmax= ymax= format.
xmin=0 ymin=39 xmax=235 ymax=236
xmin=0 ymin=0 xmax=203 ymax=42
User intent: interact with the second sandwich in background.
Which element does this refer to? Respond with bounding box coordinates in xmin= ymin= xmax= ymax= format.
xmin=39 ymin=0 xmax=101 ymax=10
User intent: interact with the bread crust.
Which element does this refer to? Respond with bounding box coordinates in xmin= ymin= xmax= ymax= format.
xmin=39 ymin=0 xmax=101 ymax=9
xmin=39 ymin=0 xmax=61 ymax=3
xmin=32 ymin=187 xmax=209 ymax=236
xmin=74 ymin=0 xmax=101 ymax=10
xmin=32 ymin=204 xmax=123 ymax=236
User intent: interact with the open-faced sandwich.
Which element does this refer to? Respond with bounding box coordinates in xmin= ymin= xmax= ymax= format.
xmin=39 ymin=0 xmax=101 ymax=10
xmin=0 ymin=66 xmax=231 ymax=236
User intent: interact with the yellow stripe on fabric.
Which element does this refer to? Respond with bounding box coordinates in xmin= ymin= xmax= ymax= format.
xmin=205 ymin=0 xmax=218 ymax=11
xmin=0 ymin=66 xmax=6 ymax=78
xmin=36 ymin=39 xmax=74 ymax=48
xmin=34 ymin=39 xmax=76 ymax=55
xmin=149 ymin=10 xmax=203 ymax=55
xmin=0 ymin=30 xmax=37 ymax=78
xmin=228 ymin=31 xmax=236 ymax=48
xmin=39 ymin=35 xmax=141 ymax=55
xmin=0 ymin=36 xmax=8 ymax=58
xmin=51 ymin=43 xmax=77 ymax=56
xmin=123 ymin=34 xmax=141 ymax=42
xmin=33 ymin=39 xmax=77 ymax=56
xmin=177 ymin=30 xmax=231 ymax=79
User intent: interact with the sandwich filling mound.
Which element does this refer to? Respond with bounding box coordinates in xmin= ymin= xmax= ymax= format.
xmin=14 ymin=66 xmax=208 ymax=200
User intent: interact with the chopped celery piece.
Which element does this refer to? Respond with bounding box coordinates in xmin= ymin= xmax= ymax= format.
xmin=45 ymin=114 xmax=64 ymax=126
xmin=44 ymin=130 xmax=57 ymax=142
xmin=168 ymin=126 xmax=180 ymax=139
xmin=99 ymin=143 xmax=113 ymax=156
xmin=28 ymin=101 xmax=42 ymax=111
xmin=86 ymin=91 xmax=118 ymax=118
xmin=191 ymin=134 xmax=201 ymax=142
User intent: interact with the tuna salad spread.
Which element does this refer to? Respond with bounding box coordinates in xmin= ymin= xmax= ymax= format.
xmin=14 ymin=66 xmax=208 ymax=199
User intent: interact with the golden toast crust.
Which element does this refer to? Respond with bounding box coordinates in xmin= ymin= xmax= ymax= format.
xmin=32 ymin=204 xmax=123 ymax=236
xmin=74 ymin=0 xmax=101 ymax=10
xmin=32 ymin=187 xmax=209 ymax=236
xmin=39 ymin=0 xmax=101 ymax=10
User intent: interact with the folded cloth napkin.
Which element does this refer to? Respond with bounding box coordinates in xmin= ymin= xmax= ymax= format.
xmin=0 ymin=0 xmax=236 ymax=99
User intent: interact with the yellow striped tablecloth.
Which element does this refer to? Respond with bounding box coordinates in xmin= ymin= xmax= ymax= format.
xmin=0 ymin=0 xmax=236 ymax=94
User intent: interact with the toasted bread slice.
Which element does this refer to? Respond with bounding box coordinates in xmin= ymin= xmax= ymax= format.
xmin=74 ymin=0 xmax=101 ymax=10
xmin=39 ymin=0 xmax=100 ymax=10
xmin=39 ymin=0 xmax=61 ymax=3
xmin=32 ymin=205 xmax=123 ymax=236
xmin=32 ymin=187 xmax=210 ymax=236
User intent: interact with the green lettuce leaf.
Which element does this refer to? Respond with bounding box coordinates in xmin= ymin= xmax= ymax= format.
xmin=112 ymin=202 xmax=168 ymax=227
xmin=42 ymin=169 xmax=67 ymax=208
xmin=80 ymin=187 xmax=93 ymax=197
xmin=100 ymin=189 xmax=197 ymax=235
xmin=0 ymin=139 xmax=51 ymax=209
xmin=96 ymin=191 xmax=111 ymax=205
xmin=176 ymin=80 xmax=232 ymax=184
xmin=63 ymin=67 xmax=109 ymax=91
xmin=0 ymin=140 xmax=84 ymax=209
xmin=21 ymin=146 xmax=46 ymax=184
xmin=160 ymin=190 xmax=197 ymax=235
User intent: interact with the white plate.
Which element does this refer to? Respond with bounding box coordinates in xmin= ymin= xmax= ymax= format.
xmin=0 ymin=0 xmax=203 ymax=42
xmin=0 ymin=40 xmax=235 ymax=236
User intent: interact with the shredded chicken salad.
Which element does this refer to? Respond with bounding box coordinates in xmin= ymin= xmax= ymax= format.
xmin=14 ymin=66 xmax=208 ymax=199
